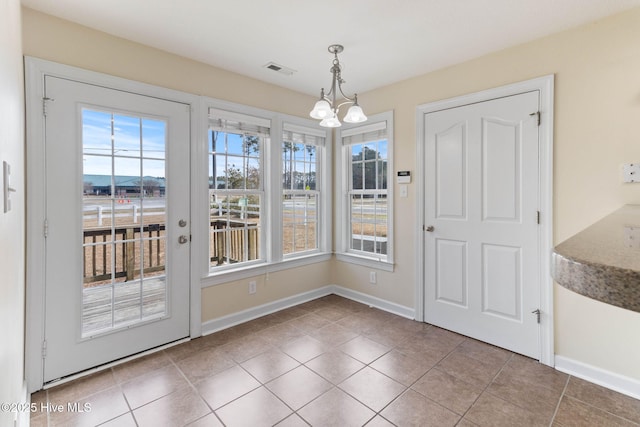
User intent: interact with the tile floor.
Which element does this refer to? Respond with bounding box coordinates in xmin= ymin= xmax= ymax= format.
xmin=30 ymin=295 xmax=640 ymax=426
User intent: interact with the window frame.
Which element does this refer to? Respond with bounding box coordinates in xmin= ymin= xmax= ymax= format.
xmin=336 ymin=111 xmax=394 ymax=271
xmin=198 ymin=99 xmax=332 ymax=286
xmin=281 ymin=122 xmax=327 ymax=259
xmin=207 ymin=109 xmax=269 ymax=272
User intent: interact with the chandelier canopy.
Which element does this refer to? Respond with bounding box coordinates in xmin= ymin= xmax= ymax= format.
xmin=309 ymin=44 xmax=367 ymax=128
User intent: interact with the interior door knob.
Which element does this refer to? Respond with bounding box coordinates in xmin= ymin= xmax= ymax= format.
xmin=425 ymin=225 xmax=435 ymax=232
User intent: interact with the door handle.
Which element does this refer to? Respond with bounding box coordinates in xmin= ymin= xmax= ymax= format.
xmin=425 ymin=225 xmax=435 ymax=232
xmin=532 ymin=308 xmax=541 ymax=324
xmin=178 ymin=235 xmax=189 ymax=244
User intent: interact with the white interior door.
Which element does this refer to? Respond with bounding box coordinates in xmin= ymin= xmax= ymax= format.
xmin=43 ymin=76 xmax=190 ymax=382
xmin=423 ymin=91 xmax=540 ymax=358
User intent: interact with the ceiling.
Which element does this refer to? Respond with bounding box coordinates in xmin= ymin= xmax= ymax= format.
xmin=21 ymin=0 xmax=640 ymax=96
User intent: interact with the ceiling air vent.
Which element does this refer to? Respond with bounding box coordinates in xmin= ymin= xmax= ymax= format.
xmin=263 ymin=62 xmax=296 ymax=76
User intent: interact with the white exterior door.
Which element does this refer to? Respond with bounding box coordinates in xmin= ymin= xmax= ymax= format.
xmin=423 ymin=91 xmax=540 ymax=358
xmin=43 ymin=76 xmax=190 ymax=382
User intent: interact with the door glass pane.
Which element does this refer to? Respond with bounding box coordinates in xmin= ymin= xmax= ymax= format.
xmin=113 ymin=114 xmax=142 ymax=158
xmin=82 ymin=110 xmax=112 ymax=155
xmin=142 ymin=118 xmax=166 ymax=160
xmin=82 ymin=108 xmax=168 ymax=338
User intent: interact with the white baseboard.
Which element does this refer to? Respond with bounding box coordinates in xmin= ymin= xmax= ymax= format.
xmin=202 ymin=286 xmax=334 ymax=335
xmin=555 ymin=355 xmax=640 ymax=400
xmin=201 ymin=284 xmax=416 ymax=335
xmin=332 ymin=285 xmax=415 ymax=320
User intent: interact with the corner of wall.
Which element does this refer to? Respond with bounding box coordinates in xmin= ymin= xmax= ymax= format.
xmin=0 ymin=0 xmax=27 ymax=422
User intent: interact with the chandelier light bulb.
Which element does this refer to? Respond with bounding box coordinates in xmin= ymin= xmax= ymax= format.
xmin=320 ymin=113 xmax=342 ymax=128
xmin=310 ymin=99 xmax=332 ymax=120
xmin=343 ymin=103 xmax=367 ymax=123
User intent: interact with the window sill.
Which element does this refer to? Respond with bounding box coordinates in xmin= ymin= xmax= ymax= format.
xmin=335 ymin=252 xmax=394 ymax=272
xmin=201 ymin=252 xmax=332 ymax=288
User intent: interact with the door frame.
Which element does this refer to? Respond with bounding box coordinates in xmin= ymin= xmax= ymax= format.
xmin=25 ymin=57 xmax=201 ymax=392
xmin=414 ymin=75 xmax=554 ymax=366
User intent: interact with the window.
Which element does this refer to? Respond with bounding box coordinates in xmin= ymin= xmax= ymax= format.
xmin=282 ymin=124 xmax=325 ymax=256
xmin=208 ymin=109 xmax=268 ymax=269
xmin=203 ymin=103 xmax=331 ymax=279
xmin=337 ymin=112 xmax=393 ymax=269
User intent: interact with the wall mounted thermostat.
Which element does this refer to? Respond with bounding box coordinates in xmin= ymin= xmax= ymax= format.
xmin=397 ymin=171 xmax=411 ymax=184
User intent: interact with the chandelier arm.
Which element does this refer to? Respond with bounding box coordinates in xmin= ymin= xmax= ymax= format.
xmin=335 ymin=99 xmax=356 ymax=111
xmin=336 ymin=82 xmax=356 ymax=103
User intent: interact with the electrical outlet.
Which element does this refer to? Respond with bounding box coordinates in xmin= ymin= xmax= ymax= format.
xmin=625 ymin=226 xmax=640 ymax=250
xmin=369 ymin=271 xmax=377 ymax=284
xmin=249 ymin=280 xmax=257 ymax=294
xmin=622 ymin=163 xmax=640 ymax=183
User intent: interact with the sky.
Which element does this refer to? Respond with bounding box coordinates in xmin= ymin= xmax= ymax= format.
xmin=82 ymin=109 xmax=166 ymax=178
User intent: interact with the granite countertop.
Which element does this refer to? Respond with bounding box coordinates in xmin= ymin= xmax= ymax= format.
xmin=551 ymin=204 xmax=640 ymax=313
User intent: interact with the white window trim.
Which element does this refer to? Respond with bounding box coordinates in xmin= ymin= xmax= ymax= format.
xmin=282 ymin=119 xmax=330 ymax=259
xmin=196 ymin=98 xmax=332 ymax=286
xmin=336 ymin=111 xmax=394 ymax=270
xmin=207 ymin=110 xmax=269 ymax=271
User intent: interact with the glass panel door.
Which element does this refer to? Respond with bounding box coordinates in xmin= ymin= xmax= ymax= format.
xmin=43 ymin=76 xmax=190 ymax=382
xmin=81 ymin=110 xmax=168 ymax=336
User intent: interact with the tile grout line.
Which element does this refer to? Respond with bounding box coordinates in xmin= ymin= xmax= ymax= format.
xmin=265 ymin=307 xmax=390 ymax=425
xmin=107 ymin=366 xmax=137 ymax=427
xmin=452 ymin=345 xmax=515 ymax=423
xmin=558 ymin=378 xmax=640 ymax=426
xmin=334 ymin=323 xmax=460 ymax=425
xmin=165 ymin=351 xmax=223 ymax=426
xmin=285 ymin=310 xmax=368 ymax=425
xmin=548 ymin=373 xmax=571 ymax=427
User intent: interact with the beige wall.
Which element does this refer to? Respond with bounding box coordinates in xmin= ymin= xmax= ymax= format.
xmin=346 ymin=7 xmax=640 ymax=379
xmin=0 ymin=0 xmax=26 ymax=423
xmin=21 ymin=8 xmax=314 ymax=117
xmin=21 ymin=5 xmax=640 ymax=381
xmin=202 ymin=263 xmax=332 ymax=320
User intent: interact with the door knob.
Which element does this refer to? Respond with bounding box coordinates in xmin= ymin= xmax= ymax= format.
xmin=425 ymin=225 xmax=435 ymax=232
xmin=178 ymin=235 xmax=189 ymax=244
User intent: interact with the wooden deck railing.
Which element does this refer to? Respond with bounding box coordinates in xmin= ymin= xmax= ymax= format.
xmin=83 ymin=219 xmax=259 ymax=283
xmin=83 ymin=223 xmax=165 ymax=284
xmin=210 ymin=220 xmax=259 ymax=265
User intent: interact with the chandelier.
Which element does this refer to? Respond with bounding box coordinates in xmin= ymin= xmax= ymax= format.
xmin=309 ymin=44 xmax=367 ymax=128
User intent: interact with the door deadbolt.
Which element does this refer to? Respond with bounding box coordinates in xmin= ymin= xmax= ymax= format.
xmin=178 ymin=219 xmax=187 ymax=227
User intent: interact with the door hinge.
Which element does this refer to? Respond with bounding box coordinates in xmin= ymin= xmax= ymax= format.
xmin=536 ymin=211 xmax=540 ymax=225
xmin=529 ymin=111 xmax=541 ymax=126
xmin=44 ymin=219 xmax=49 ymax=238
xmin=42 ymin=340 xmax=47 ymax=358
xmin=42 ymin=97 xmax=55 ymax=117
xmin=532 ymin=309 xmax=541 ymax=324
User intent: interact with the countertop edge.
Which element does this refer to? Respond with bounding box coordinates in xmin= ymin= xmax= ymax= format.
xmin=551 ymin=205 xmax=640 ymax=313
xmin=551 ymin=251 xmax=640 ymax=313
